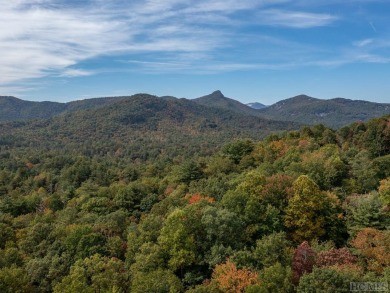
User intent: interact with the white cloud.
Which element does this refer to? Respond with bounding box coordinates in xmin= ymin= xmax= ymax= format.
xmin=257 ymin=9 xmax=338 ymax=28
xmin=0 ymin=0 xmax=377 ymax=92
xmin=0 ymin=0 xmax=130 ymax=85
xmin=60 ymin=69 xmax=96 ymax=77
xmin=354 ymin=39 xmax=374 ymax=47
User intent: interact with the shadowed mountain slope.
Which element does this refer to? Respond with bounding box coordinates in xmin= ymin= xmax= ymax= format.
xmin=0 ymin=94 xmax=298 ymax=159
xmin=257 ymin=95 xmax=390 ymax=128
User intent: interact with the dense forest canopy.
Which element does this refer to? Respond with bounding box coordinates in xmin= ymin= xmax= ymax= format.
xmin=0 ymin=112 xmax=389 ymax=292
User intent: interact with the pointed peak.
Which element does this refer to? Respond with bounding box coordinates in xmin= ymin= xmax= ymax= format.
xmin=195 ymin=90 xmax=226 ymax=101
xmin=210 ymin=90 xmax=225 ymax=98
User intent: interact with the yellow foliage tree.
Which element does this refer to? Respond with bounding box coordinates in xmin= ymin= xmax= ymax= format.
xmin=284 ymin=175 xmax=328 ymax=243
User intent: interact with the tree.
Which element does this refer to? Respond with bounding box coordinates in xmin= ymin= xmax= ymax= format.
xmin=378 ymin=177 xmax=390 ymax=207
xmin=315 ymin=248 xmax=357 ymax=268
xmin=299 ymin=144 xmax=347 ymax=190
xmin=159 ymin=204 xmax=244 ymax=272
xmin=53 ymin=254 xmax=128 ymax=293
xmin=64 ymin=225 xmax=106 ymax=260
xmin=292 ymin=241 xmax=316 ymax=285
xmin=236 ymin=170 xmax=265 ymax=196
xmin=248 ymin=262 xmax=293 ymax=293
xmin=251 ymin=232 xmax=292 ymax=270
xmin=222 ymin=173 xmax=286 ymax=242
xmin=0 ymin=223 xmax=14 ymax=249
xmin=345 ymin=193 xmax=389 ymax=236
xmin=175 ymin=161 xmax=203 ymax=184
xmin=0 ymin=265 xmax=31 ymax=293
xmin=259 ymin=174 xmax=294 ymax=212
xmin=362 ymin=116 xmax=390 ymax=157
xmin=284 ymin=176 xmax=330 ymax=243
xmin=158 ymin=209 xmax=197 ymax=271
xmin=211 ymin=259 xmax=260 ymax=293
xmin=201 ymin=205 xmax=244 ymax=251
xmin=297 ymin=267 xmax=358 ymax=293
xmin=351 ymin=228 xmax=390 ymax=274
xmin=131 ymin=269 xmax=182 ymax=293
xmin=221 ymin=140 xmax=254 ymax=164
xmin=187 ymin=194 xmax=215 ymax=205
xmin=349 ymin=150 xmax=379 ymax=193
xmin=130 ymin=242 xmax=165 ymax=273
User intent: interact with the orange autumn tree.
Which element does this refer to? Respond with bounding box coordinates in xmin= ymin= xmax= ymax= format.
xmin=212 ymin=259 xmax=260 ymax=293
xmin=187 ymin=193 xmax=215 ymax=204
xmin=351 ymin=228 xmax=390 ymax=273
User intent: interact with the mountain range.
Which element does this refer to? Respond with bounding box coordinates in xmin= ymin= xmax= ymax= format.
xmin=0 ymin=94 xmax=297 ymax=159
xmin=0 ymin=91 xmax=389 ymax=129
xmin=256 ymin=94 xmax=390 ymax=128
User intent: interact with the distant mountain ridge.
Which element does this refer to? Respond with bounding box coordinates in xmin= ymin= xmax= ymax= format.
xmin=257 ymin=94 xmax=390 ymax=128
xmin=246 ymin=102 xmax=267 ymax=110
xmin=1 ymin=92 xmax=389 ymax=128
xmin=0 ymin=96 xmax=66 ymax=121
xmin=0 ymin=95 xmax=125 ymax=122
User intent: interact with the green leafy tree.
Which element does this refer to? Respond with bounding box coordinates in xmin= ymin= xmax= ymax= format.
xmin=378 ymin=177 xmax=390 ymax=207
xmin=345 ymin=193 xmax=389 ymax=236
xmin=284 ymin=175 xmax=334 ymax=243
xmin=221 ymin=139 xmax=254 ymax=164
xmin=158 ymin=209 xmax=198 ymax=271
xmin=298 ymin=144 xmax=347 ymax=190
xmin=247 ymin=262 xmax=293 ymax=293
xmin=131 ymin=269 xmax=182 ymax=293
xmin=251 ymin=232 xmax=292 ymax=270
xmin=0 ymin=265 xmax=31 ymax=293
xmin=297 ymin=267 xmax=358 ymax=293
xmin=130 ymin=242 xmax=165 ymax=273
xmin=175 ymin=161 xmax=203 ymax=184
xmin=349 ymin=150 xmax=380 ymax=193
xmin=64 ymin=225 xmax=106 ymax=260
xmin=0 ymin=223 xmax=14 ymax=249
xmin=159 ymin=203 xmax=244 ymax=272
xmin=53 ymin=254 xmax=128 ymax=293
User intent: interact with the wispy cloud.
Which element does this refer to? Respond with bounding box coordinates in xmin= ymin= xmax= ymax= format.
xmin=60 ymin=69 xmax=96 ymax=77
xmin=1 ymin=0 xmax=388 ymax=95
xmin=354 ymin=39 xmax=374 ymax=47
xmin=0 ymin=0 xmax=129 ymax=85
xmin=257 ymin=9 xmax=338 ymax=28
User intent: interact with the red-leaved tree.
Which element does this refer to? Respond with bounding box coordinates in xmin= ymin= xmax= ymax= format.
xmin=292 ymin=241 xmax=316 ymax=285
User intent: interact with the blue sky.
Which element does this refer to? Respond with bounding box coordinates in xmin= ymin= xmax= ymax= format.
xmin=1 ymin=0 xmax=390 ymax=104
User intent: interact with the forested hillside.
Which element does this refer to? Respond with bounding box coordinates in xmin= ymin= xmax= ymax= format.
xmin=3 ymin=92 xmax=389 ymax=129
xmin=257 ymin=95 xmax=390 ymax=128
xmin=0 ymin=113 xmax=389 ymax=292
xmin=0 ymin=95 xmax=124 ymax=122
xmin=0 ymin=94 xmax=297 ymax=159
